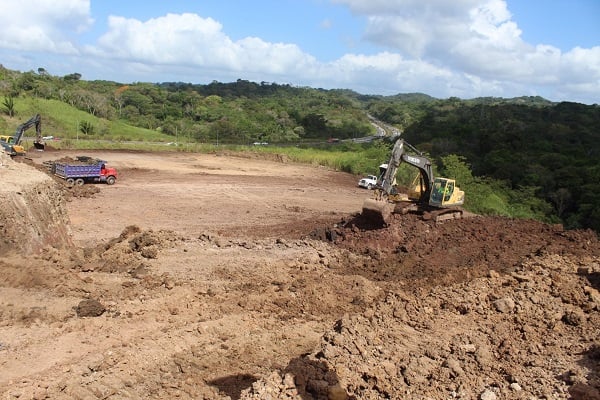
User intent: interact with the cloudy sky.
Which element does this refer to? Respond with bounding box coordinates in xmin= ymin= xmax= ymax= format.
xmin=0 ymin=0 xmax=598 ymax=104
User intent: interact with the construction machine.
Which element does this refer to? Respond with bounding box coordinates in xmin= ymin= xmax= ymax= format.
xmin=362 ymin=138 xmax=465 ymax=226
xmin=0 ymin=114 xmax=45 ymax=156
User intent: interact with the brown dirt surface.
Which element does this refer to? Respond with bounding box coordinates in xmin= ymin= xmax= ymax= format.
xmin=0 ymin=148 xmax=599 ymax=400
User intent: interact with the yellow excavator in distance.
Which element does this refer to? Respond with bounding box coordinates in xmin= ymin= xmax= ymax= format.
xmin=362 ymin=138 xmax=465 ymax=226
xmin=0 ymin=114 xmax=45 ymax=156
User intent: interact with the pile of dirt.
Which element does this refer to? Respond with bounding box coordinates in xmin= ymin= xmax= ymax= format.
xmin=0 ymin=152 xmax=72 ymax=255
xmin=314 ymin=212 xmax=599 ymax=292
xmin=78 ymin=224 xmax=183 ymax=274
xmin=240 ymin=214 xmax=600 ymax=399
xmin=243 ymin=252 xmax=600 ymax=399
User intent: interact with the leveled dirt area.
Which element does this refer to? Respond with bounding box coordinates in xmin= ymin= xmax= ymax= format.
xmin=0 ymin=149 xmax=599 ymax=400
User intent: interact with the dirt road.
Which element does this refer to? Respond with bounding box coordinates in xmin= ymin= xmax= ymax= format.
xmin=1 ymin=149 xmax=599 ymax=399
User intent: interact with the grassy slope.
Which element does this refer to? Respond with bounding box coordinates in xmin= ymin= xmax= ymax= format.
xmin=2 ymin=98 xmax=174 ymax=143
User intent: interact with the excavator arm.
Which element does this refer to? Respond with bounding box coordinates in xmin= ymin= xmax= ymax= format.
xmin=376 ymin=138 xmax=434 ymax=203
xmin=1 ymin=114 xmax=45 ymax=156
xmin=399 ymin=149 xmax=433 ymax=204
xmin=15 ymin=114 xmax=44 ymax=148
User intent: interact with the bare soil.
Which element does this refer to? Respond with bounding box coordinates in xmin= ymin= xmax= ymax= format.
xmin=0 ymin=149 xmax=599 ymax=400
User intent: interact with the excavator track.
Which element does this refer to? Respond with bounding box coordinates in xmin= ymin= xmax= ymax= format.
xmin=422 ymin=207 xmax=464 ymax=222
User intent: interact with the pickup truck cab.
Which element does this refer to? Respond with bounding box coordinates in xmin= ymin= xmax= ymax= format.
xmin=358 ymin=175 xmax=379 ymax=189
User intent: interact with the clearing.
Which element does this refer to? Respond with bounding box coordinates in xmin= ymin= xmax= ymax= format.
xmin=0 ymin=149 xmax=599 ymax=400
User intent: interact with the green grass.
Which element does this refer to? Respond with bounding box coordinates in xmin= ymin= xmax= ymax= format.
xmin=243 ymin=142 xmax=389 ymax=175
xmin=6 ymin=97 xmax=174 ymax=142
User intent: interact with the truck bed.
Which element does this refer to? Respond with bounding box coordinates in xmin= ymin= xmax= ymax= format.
xmin=54 ymin=162 xmax=103 ymax=178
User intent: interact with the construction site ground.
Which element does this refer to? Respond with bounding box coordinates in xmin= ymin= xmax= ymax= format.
xmin=0 ymin=149 xmax=599 ymax=400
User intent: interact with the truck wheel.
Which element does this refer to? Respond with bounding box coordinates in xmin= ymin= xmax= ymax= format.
xmin=75 ymin=178 xmax=85 ymax=186
xmin=106 ymin=176 xmax=116 ymax=185
xmin=66 ymin=178 xmax=75 ymax=187
xmin=367 ymin=183 xmax=373 ymax=190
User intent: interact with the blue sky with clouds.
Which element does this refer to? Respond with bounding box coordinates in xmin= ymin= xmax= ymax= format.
xmin=0 ymin=0 xmax=598 ymax=104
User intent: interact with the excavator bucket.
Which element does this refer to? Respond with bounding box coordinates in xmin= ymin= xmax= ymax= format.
xmin=361 ymin=198 xmax=394 ymax=227
xmin=33 ymin=141 xmax=45 ymax=150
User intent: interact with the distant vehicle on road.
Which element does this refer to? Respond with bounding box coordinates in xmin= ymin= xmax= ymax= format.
xmin=358 ymin=175 xmax=379 ymax=190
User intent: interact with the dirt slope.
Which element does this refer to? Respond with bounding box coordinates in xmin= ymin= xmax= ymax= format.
xmin=243 ymin=215 xmax=600 ymax=399
xmin=0 ymin=149 xmax=598 ymax=400
xmin=0 ymin=152 xmax=72 ymax=255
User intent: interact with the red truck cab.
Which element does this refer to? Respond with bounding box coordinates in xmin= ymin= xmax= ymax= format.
xmin=100 ymin=163 xmax=118 ymax=185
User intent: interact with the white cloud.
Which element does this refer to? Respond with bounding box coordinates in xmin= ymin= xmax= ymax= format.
xmin=0 ymin=0 xmax=597 ymax=103
xmin=89 ymin=13 xmax=318 ymax=78
xmin=331 ymin=0 xmax=600 ymax=102
xmin=0 ymin=0 xmax=92 ymax=54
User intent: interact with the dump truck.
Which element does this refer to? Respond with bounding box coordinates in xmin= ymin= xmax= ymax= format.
xmin=50 ymin=156 xmax=117 ymax=186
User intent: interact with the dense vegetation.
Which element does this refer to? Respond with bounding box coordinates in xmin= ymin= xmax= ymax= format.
xmin=395 ymin=101 xmax=600 ymax=232
xmin=1 ymin=65 xmax=599 ymax=233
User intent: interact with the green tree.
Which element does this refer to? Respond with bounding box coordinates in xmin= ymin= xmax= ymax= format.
xmin=79 ymin=121 xmax=95 ymax=135
xmin=63 ymin=73 xmax=82 ymax=82
xmin=2 ymin=95 xmax=15 ymax=116
xmin=301 ymin=113 xmax=327 ymax=137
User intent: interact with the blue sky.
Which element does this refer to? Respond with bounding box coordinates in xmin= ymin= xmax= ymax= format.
xmin=0 ymin=0 xmax=598 ymax=104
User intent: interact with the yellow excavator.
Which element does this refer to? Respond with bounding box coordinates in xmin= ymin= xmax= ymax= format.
xmin=0 ymin=114 xmax=45 ymax=156
xmin=362 ymin=138 xmax=465 ymax=226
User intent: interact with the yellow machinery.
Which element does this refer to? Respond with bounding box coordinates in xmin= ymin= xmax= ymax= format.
xmin=362 ymin=138 xmax=464 ymax=226
xmin=0 ymin=114 xmax=45 ymax=156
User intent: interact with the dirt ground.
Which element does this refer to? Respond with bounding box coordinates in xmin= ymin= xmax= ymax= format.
xmin=0 ymin=149 xmax=599 ymax=400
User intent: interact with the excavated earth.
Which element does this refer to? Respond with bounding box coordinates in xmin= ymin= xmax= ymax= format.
xmin=0 ymin=149 xmax=599 ymax=400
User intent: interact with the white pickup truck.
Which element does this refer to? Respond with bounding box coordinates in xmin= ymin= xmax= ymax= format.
xmin=358 ymin=175 xmax=378 ymax=189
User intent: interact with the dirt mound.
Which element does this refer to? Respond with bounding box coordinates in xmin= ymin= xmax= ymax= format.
xmin=317 ymin=213 xmax=599 ymax=292
xmin=0 ymin=152 xmax=72 ymax=255
xmin=240 ymin=214 xmax=600 ymax=399
xmin=243 ymin=253 xmax=600 ymax=399
xmin=77 ymin=225 xmax=183 ymax=274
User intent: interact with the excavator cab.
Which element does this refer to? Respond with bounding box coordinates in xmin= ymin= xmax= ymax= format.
xmin=0 ymin=135 xmax=25 ymax=156
xmin=429 ymin=177 xmax=464 ymax=207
